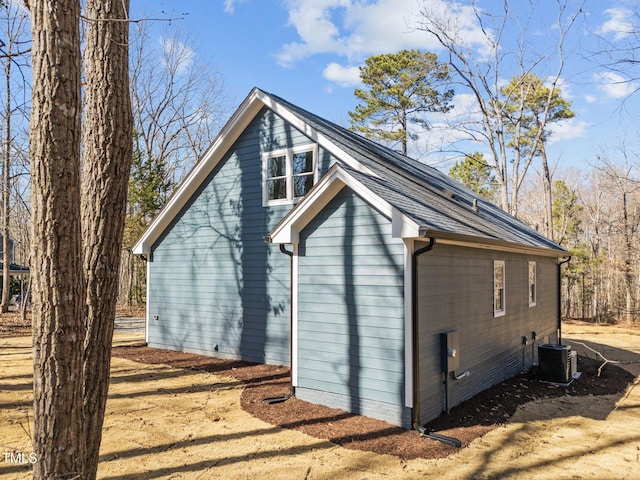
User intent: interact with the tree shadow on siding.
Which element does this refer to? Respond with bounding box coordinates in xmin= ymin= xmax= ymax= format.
xmin=344 ymin=194 xmax=361 ymax=414
xmin=341 ymin=191 xmax=404 ymax=418
xmin=237 ymin=109 xmax=289 ymax=365
xmin=152 ymin=107 xmax=293 ymax=364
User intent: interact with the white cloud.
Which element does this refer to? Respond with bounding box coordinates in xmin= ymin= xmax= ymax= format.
xmin=597 ymin=7 xmax=634 ymax=41
xmin=548 ymin=118 xmax=588 ymax=144
xmin=595 ymin=71 xmax=639 ymax=99
xmin=404 ymin=93 xmax=484 ymax=161
xmin=434 ymin=93 xmax=482 ymax=125
xmin=340 ymin=0 xmax=444 ymax=56
xmin=277 ymin=0 xmax=352 ymax=66
xmin=224 ymin=0 xmax=244 ymax=14
xmin=276 ymin=0 xmax=483 ymax=68
xmin=584 ymin=94 xmax=597 ymax=104
xmin=322 ymin=63 xmax=361 ymax=87
xmin=412 ymin=0 xmax=496 ymax=59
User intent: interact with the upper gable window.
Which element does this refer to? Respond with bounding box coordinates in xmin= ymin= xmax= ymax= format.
xmin=263 ymin=145 xmax=317 ymax=206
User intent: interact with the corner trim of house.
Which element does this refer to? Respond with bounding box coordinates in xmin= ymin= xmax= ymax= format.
xmin=145 ymin=259 xmax=151 ymax=344
xmin=404 ymin=239 xmax=414 ymax=408
xmin=291 ymin=243 xmax=299 ymax=386
xmin=392 ymin=208 xmax=422 ymax=238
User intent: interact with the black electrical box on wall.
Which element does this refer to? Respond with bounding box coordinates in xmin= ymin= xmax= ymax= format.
xmin=440 ymin=331 xmax=460 ymax=373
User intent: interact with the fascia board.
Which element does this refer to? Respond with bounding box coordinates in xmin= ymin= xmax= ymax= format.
xmin=418 ymin=234 xmax=569 ymax=258
xmin=391 ymin=208 xmax=422 ymax=238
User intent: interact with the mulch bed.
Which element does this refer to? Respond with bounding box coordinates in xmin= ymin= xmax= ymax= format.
xmin=111 ymin=344 xmax=636 ymax=461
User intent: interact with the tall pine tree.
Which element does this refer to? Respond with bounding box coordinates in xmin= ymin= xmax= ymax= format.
xmin=349 ymin=49 xmax=453 ymax=155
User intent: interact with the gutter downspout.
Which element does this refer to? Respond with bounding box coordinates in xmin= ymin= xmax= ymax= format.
xmin=558 ymin=256 xmax=571 ymax=345
xmin=411 ymin=237 xmax=435 ymax=429
xmin=260 ymin=239 xmax=294 ymax=404
xmin=279 ymin=243 xmax=294 ymax=385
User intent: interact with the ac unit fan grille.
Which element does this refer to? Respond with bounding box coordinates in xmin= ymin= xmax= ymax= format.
xmin=538 ymin=344 xmax=572 ymax=383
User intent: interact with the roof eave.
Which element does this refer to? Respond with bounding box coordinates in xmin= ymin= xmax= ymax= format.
xmin=413 ymin=230 xmax=569 ymax=258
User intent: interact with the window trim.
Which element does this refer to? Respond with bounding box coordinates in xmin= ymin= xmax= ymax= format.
xmin=493 ymin=260 xmax=505 ymax=317
xmin=262 ymin=144 xmax=318 ymax=206
xmin=528 ymin=261 xmax=537 ymax=307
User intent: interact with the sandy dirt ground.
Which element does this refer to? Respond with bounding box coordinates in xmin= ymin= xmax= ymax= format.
xmin=1 ymin=323 xmax=639 ymax=479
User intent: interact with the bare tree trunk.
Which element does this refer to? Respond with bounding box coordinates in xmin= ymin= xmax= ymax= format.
xmin=2 ymin=47 xmax=11 ymax=313
xmin=622 ymin=191 xmax=634 ymax=324
xmin=117 ymin=248 xmax=135 ymax=306
xmin=117 ymin=249 xmax=128 ymax=305
xmin=29 ymin=0 xmax=86 ymax=477
xmin=81 ymin=0 xmax=133 ymax=477
xmin=401 ymin=108 xmax=407 ymax=156
xmin=539 ymin=144 xmax=554 ymax=241
xmin=126 ymin=249 xmax=134 ymax=306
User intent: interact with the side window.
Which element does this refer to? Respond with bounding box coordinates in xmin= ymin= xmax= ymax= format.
xmin=292 ymin=150 xmax=314 ymax=198
xmin=494 ymin=260 xmax=505 ymax=317
xmin=265 ymin=154 xmax=287 ymax=201
xmin=528 ymin=261 xmax=537 ymax=307
xmin=262 ymin=145 xmax=317 ymax=206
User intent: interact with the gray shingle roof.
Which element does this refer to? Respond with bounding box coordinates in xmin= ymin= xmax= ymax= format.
xmin=264 ymin=89 xmax=566 ymax=254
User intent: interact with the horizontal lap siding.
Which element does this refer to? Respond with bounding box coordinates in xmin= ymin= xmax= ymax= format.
xmin=417 ymin=242 xmax=559 ymax=425
xmin=297 ymin=189 xmax=408 ymax=425
xmin=148 ymin=108 xmax=333 ymax=365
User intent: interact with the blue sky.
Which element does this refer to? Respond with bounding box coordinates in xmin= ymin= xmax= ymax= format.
xmin=131 ymin=0 xmax=639 ymax=172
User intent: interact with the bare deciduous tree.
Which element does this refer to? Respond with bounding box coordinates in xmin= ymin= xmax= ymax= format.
xmin=121 ymin=23 xmax=229 ymax=306
xmin=592 ymin=148 xmax=640 ymax=324
xmin=553 ymin=150 xmax=640 ymax=324
xmin=592 ymin=4 xmax=640 ymax=100
xmin=0 ymin=2 xmax=30 ymax=312
xmin=130 ymin=23 xmax=228 ymax=187
xmin=415 ymin=0 xmax=584 ymax=217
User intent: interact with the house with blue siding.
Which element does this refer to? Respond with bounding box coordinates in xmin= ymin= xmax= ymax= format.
xmin=133 ymin=88 xmax=569 ymax=429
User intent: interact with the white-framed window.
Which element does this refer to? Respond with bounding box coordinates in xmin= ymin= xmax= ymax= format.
xmin=493 ymin=260 xmax=505 ymax=317
xmin=528 ymin=261 xmax=537 ymax=307
xmin=262 ymin=145 xmax=317 ymax=206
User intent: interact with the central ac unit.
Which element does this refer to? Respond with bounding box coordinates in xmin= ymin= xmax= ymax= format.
xmin=538 ymin=344 xmax=574 ymax=383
